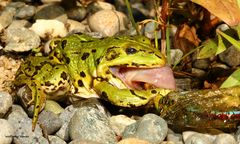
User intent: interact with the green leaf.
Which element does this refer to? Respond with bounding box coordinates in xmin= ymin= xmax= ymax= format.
xmin=198 ymin=39 xmax=217 ymax=59
xmin=220 ymin=69 xmax=240 ymax=88
xmin=216 ymin=33 xmax=226 ymax=55
xmin=217 ymin=29 xmax=240 ymax=51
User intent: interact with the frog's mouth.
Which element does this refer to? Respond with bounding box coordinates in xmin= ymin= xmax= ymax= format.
xmin=110 ymin=66 xmax=176 ymax=90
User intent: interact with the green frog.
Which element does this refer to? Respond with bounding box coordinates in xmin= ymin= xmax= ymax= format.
xmin=14 ymin=34 xmax=176 ymax=130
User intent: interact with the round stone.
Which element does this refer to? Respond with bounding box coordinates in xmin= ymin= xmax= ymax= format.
xmin=0 ymin=119 xmax=14 ymax=144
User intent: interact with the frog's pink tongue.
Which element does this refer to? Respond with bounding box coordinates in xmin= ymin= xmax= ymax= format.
xmin=110 ymin=66 xmax=176 ymax=90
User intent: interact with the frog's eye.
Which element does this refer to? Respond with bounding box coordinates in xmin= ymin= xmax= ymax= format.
xmin=126 ymin=47 xmax=137 ymax=55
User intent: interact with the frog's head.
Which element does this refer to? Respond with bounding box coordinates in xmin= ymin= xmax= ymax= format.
xmin=97 ymin=36 xmax=176 ymax=90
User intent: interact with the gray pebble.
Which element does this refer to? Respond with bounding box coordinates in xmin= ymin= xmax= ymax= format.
xmin=170 ymin=49 xmax=183 ymax=65
xmin=88 ymin=10 xmax=128 ymax=37
xmin=144 ymin=21 xmax=161 ymax=39
xmin=67 ymin=6 xmax=87 ymax=21
xmin=214 ymin=134 xmax=237 ymax=144
xmin=15 ymin=5 xmax=36 ymax=19
xmin=6 ymin=2 xmax=25 ymax=9
xmin=41 ymin=0 xmax=62 ymax=3
xmin=7 ymin=104 xmax=28 ymax=120
xmin=191 ymin=68 xmax=206 ymax=77
xmin=69 ymin=107 xmax=117 ymax=144
xmin=34 ymin=4 xmax=67 ymax=23
xmin=219 ymin=44 xmax=240 ymax=66
xmin=8 ymin=115 xmax=48 ymax=144
xmin=3 ymin=27 xmax=40 ymax=52
xmin=56 ymin=105 xmax=78 ymax=141
xmin=48 ymin=135 xmax=67 ymax=144
xmin=38 ymin=110 xmax=62 ymax=135
xmin=87 ymin=1 xmax=115 ymax=14
xmin=0 ymin=119 xmax=14 ymax=144
xmin=192 ymin=59 xmax=210 ymax=70
xmin=167 ymin=133 xmax=183 ymax=144
xmin=0 ymin=91 xmax=13 ymax=118
xmin=7 ymin=20 xmax=31 ymax=29
xmin=69 ymin=139 xmax=103 ymax=144
xmin=122 ymin=113 xmax=168 ymax=144
xmin=110 ymin=115 xmax=136 ymax=136
xmin=0 ymin=7 xmax=15 ymax=32
xmin=183 ymin=131 xmax=215 ymax=144
xmin=66 ymin=19 xmax=89 ymax=34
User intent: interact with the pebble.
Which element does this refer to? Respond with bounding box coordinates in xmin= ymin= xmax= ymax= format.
xmin=213 ymin=134 xmax=237 ymax=144
xmin=66 ymin=19 xmax=89 ymax=34
xmin=122 ymin=113 xmax=168 ymax=144
xmin=34 ymin=4 xmax=68 ymax=23
xmin=56 ymin=105 xmax=78 ymax=141
xmin=66 ymin=6 xmax=87 ymax=21
xmin=191 ymin=68 xmax=206 ymax=77
xmin=6 ymin=2 xmax=25 ymax=9
xmin=219 ymin=44 xmax=240 ymax=66
xmin=48 ymin=135 xmax=67 ymax=144
xmin=41 ymin=0 xmax=62 ymax=3
xmin=170 ymin=49 xmax=184 ymax=65
xmin=183 ymin=131 xmax=215 ymax=144
xmin=0 ymin=91 xmax=12 ymax=118
xmin=15 ymin=5 xmax=36 ymax=19
xmin=144 ymin=21 xmax=161 ymax=39
xmin=0 ymin=119 xmax=14 ymax=144
xmin=30 ymin=19 xmax=68 ymax=39
xmin=68 ymin=107 xmax=117 ymax=143
xmin=38 ymin=110 xmax=62 ymax=135
xmin=88 ymin=10 xmax=128 ymax=36
xmin=0 ymin=7 xmax=15 ymax=32
xmin=8 ymin=114 xmax=48 ymax=144
xmin=44 ymin=100 xmax=64 ymax=115
xmin=118 ymin=138 xmax=151 ymax=144
xmin=87 ymin=1 xmax=116 ymax=13
xmin=167 ymin=133 xmax=183 ymax=144
xmin=69 ymin=139 xmax=103 ymax=144
xmin=7 ymin=20 xmax=31 ymax=29
xmin=3 ymin=27 xmax=40 ymax=52
xmin=192 ymin=59 xmax=210 ymax=70
xmin=110 ymin=115 xmax=136 ymax=136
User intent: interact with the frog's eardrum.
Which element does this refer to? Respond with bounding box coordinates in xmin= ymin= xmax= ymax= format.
xmin=110 ymin=66 xmax=176 ymax=90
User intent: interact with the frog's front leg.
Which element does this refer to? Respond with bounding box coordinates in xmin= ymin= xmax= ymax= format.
xmin=94 ymin=81 xmax=171 ymax=107
xmin=15 ymin=62 xmax=71 ymax=131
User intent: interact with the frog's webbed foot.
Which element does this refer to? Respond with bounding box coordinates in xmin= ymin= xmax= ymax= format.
xmin=94 ymin=81 xmax=171 ymax=107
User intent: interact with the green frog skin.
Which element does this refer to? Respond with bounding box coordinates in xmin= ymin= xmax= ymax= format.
xmin=14 ymin=34 xmax=176 ymax=130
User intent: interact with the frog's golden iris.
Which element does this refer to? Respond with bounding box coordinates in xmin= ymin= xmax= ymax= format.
xmin=14 ymin=34 xmax=175 ymax=130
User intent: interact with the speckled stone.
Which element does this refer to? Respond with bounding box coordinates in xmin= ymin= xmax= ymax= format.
xmin=0 ymin=119 xmax=14 ymax=144
xmin=122 ymin=113 xmax=168 ymax=144
xmin=69 ymin=107 xmax=117 ymax=144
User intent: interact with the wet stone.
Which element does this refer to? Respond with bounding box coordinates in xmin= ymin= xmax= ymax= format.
xmin=68 ymin=107 xmax=117 ymax=144
xmin=192 ymin=59 xmax=210 ymax=70
xmin=122 ymin=113 xmax=168 ymax=144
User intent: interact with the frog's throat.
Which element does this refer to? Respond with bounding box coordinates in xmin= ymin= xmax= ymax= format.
xmin=109 ymin=66 xmax=176 ymax=90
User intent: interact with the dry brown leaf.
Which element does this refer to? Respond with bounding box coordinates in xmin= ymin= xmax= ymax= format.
xmin=191 ymin=0 xmax=240 ymax=26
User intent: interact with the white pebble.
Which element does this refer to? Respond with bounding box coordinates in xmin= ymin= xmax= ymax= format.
xmin=0 ymin=119 xmax=14 ymax=144
xmin=30 ymin=19 xmax=67 ymax=39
